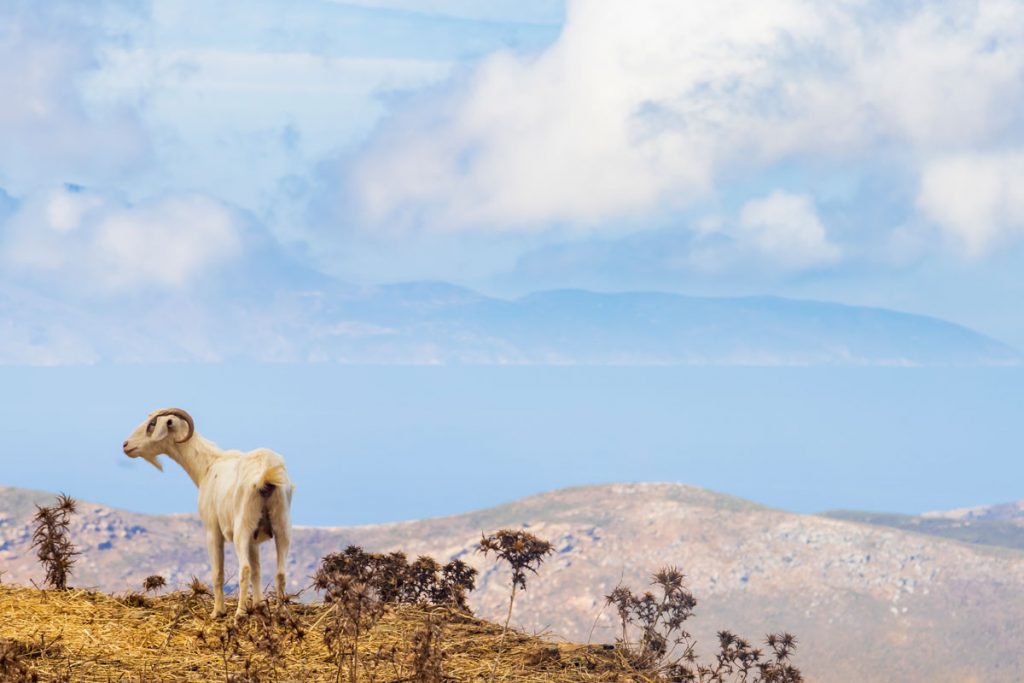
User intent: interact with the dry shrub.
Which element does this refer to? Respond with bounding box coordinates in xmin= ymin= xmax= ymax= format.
xmin=607 ymin=567 xmax=802 ymax=682
xmin=478 ymin=529 xmax=555 ymax=682
xmin=121 ymin=592 xmax=151 ymax=608
xmin=143 ymin=575 xmax=168 ymax=593
xmin=216 ymin=600 xmax=306 ymax=682
xmin=314 ymin=546 xmax=390 ymax=683
xmin=0 ymin=638 xmax=39 ymax=682
xmin=410 ymin=613 xmax=445 ymax=683
xmin=312 ymin=546 xmax=480 ymax=682
xmin=606 ymin=567 xmax=697 ymax=670
xmin=30 ymin=494 xmax=78 ymax=590
xmin=325 ymin=548 xmax=477 ymax=611
xmin=163 ymin=577 xmax=213 ymax=646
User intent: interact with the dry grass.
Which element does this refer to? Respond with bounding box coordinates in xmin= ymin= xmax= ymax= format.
xmin=0 ymin=584 xmax=642 ymax=682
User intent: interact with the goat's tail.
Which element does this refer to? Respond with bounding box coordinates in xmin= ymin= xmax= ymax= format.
xmin=263 ymin=463 xmax=289 ymax=488
xmin=256 ymin=463 xmax=290 ymax=498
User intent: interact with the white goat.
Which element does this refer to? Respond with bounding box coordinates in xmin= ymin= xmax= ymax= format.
xmin=122 ymin=408 xmax=294 ymax=618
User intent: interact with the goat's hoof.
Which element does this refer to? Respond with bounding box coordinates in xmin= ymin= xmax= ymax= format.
xmin=211 ymin=608 xmax=227 ymax=619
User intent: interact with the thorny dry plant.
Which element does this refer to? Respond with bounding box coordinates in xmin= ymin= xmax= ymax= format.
xmin=143 ymin=575 xmax=168 ymax=593
xmin=314 ymin=547 xmax=390 ymax=683
xmin=410 ymin=612 xmax=445 ymax=683
xmin=477 ymin=529 xmax=555 ymax=682
xmin=478 ymin=530 xmax=555 ymax=594
xmin=121 ymin=575 xmax=168 ymax=609
xmin=30 ymin=494 xmax=79 ymax=591
xmin=688 ymin=631 xmax=802 ymax=683
xmin=213 ymin=599 xmax=307 ymax=683
xmin=163 ymin=577 xmax=213 ymax=647
xmin=0 ymin=638 xmax=39 ymax=683
xmin=121 ymin=591 xmax=151 ymax=608
xmin=312 ymin=546 xmax=478 ymax=683
xmin=607 ymin=568 xmax=802 ymax=683
xmin=0 ymin=634 xmax=67 ymax=683
xmin=605 ymin=567 xmax=697 ymax=670
xmin=344 ymin=549 xmax=478 ymax=612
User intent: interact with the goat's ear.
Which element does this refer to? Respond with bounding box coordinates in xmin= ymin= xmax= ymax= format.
xmin=151 ymin=417 xmax=171 ymax=441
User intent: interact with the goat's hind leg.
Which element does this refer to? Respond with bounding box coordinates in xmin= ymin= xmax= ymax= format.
xmin=206 ymin=529 xmax=227 ymax=618
xmin=248 ymin=542 xmax=263 ymax=606
xmin=273 ymin=528 xmax=290 ymax=601
xmin=234 ymin=534 xmax=253 ymax=619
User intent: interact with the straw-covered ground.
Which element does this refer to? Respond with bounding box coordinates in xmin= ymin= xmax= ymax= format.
xmin=0 ymin=584 xmax=639 ymax=682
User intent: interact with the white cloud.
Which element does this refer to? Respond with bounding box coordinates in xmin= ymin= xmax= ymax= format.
xmin=2 ymin=187 xmax=244 ymax=291
xmin=329 ymin=0 xmax=564 ymax=24
xmin=0 ymin=2 xmax=149 ymax=193
xmin=917 ymin=152 xmax=1024 ymax=257
xmin=348 ymin=0 xmax=1024 ymax=258
xmin=46 ymin=189 xmax=104 ymax=233
xmin=737 ymin=192 xmax=840 ymax=269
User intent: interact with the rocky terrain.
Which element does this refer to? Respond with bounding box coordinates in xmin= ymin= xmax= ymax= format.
xmin=823 ymin=505 xmax=1024 ymax=552
xmin=4 ymin=483 xmax=1024 ymax=682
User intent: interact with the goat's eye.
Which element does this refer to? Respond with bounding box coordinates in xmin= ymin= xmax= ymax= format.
xmin=146 ymin=419 xmax=156 ymax=435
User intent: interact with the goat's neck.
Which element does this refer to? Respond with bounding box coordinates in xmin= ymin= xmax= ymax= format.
xmin=164 ymin=435 xmax=222 ymax=487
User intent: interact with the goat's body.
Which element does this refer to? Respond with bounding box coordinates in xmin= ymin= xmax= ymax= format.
xmin=199 ymin=448 xmax=290 ymax=543
xmin=123 ymin=413 xmax=294 ymax=620
xmin=192 ymin=443 xmax=294 ymax=617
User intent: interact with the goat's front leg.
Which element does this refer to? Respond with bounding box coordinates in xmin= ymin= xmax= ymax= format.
xmin=206 ymin=528 xmax=226 ymax=618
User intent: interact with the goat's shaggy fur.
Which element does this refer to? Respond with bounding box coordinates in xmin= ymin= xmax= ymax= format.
xmin=123 ymin=408 xmax=294 ymax=618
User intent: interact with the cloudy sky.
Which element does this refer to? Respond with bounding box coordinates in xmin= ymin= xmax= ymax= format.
xmin=4 ymin=0 xmax=1024 ymax=518
xmin=3 ymin=0 xmax=1024 ymax=360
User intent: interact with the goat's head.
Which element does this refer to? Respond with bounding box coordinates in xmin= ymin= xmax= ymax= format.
xmin=122 ymin=408 xmax=195 ymax=471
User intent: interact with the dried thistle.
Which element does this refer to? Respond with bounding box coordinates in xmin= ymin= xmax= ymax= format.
xmin=410 ymin=613 xmax=444 ymax=683
xmin=609 ymin=567 xmax=803 ymax=683
xmin=122 ymin=592 xmax=151 ymax=609
xmin=405 ymin=556 xmax=442 ymax=604
xmin=143 ymin=575 xmax=167 ymax=593
xmin=372 ymin=551 xmax=410 ymax=604
xmin=313 ymin=547 xmax=388 ymax=683
xmin=315 ymin=547 xmax=476 ymax=612
xmin=0 ymin=638 xmax=40 ymax=682
xmin=606 ymin=566 xmax=697 ymax=670
xmin=189 ymin=576 xmax=212 ymax=597
xmin=163 ymin=577 xmax=214 ymax=647
xmin=477 ymin=529 xmax=554 ymax=683
xmin=31 ymin=494 xmax=79 ymax=590
xmin=232 ymin=601 xmax=306 ymax=681
xmin=435 ymin=559 xmax=477 ymax=612
xmin=477 ymin=529 xmax=554 ymax=592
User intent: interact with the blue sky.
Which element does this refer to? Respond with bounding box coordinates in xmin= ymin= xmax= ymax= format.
xmin=2 ymin=0 xmax=1024 ymax=363
xmin=4 ymin=365 xmax=1023 ymax=523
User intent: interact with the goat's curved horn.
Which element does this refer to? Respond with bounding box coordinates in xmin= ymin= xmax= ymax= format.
xmin=155 ymin=408 xmax=195 ymax=443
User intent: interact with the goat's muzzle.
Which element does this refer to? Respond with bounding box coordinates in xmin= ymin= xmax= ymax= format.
xmin=123 ymin=441 xmax=137 ymax=456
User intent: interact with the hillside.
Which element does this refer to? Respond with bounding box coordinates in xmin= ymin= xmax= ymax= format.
xmin=821 ymin=508 xmax=1024 ymax=551
xmin=4 ymin=483 xmax=1024 ymax=682
xmin=3 ymin=282 xmax=1018 ymax=365
xmin=0 ymin=584 xmax=627 ymax=682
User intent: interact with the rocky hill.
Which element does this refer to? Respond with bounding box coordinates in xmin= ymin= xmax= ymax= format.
xmin=3 ymin=483 xmax=1024 ymax=682
xmin=822 ymin=506 xmax=1024 ymax=552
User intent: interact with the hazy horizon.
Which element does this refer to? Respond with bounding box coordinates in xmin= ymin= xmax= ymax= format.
xmin=3 ymin=364 xmax=1020 ymax=526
